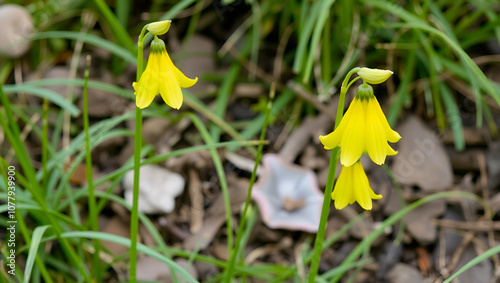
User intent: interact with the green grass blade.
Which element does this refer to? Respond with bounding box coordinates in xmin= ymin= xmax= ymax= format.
xmin=28 ymin=31 xmax=136 ymax=64
xmin=92 ymin=0 xmax=136 ymax=53
xmin=330 ymin=191 xmax=486 ymax=282
xmin=387 ymin=49 xmax=416 ymax=125
xmin=292 ymin=1 xmax=321 ymax=73
xmin=439 ymin=83 xmax=465 ymax=151
xmin=24 ymin=225 xmax=52 ymax=283
xmin=3 ymin=85 xmax=80 ymax=116
xmin=60 ymin=231 xmax=198 ymax=283
xmin=302 ymin=0 xmax=335 ymax=83
xmin=365 ymin=0 xmax=500 ymax=107
xmin=443 ymin=245 xmax=500 ymax=283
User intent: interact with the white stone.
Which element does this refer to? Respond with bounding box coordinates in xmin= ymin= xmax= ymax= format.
xmin=0 ymin=4 xmax=34 ymax=58
xmin=123 ymin=164 xmax=184 ymax=214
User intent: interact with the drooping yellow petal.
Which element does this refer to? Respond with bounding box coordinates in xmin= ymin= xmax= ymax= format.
xmin=134 ymin=52 xmax=161 ymax=109
xmin=173 ymin=66 xmax=198 ymax=88
xmin=319 ymin=128 xmax=343 ymax=150
xmin=352 ymin=172 xmax=372 ymax=210
xmin=365 ymin=100 xmax=388 ymax=165
xmin=340 ymin=98 xmax=366 ymax=166
xmin=372 ymin=96 xmax=401 ymax=143
xmin=332 ymin=161 xmax=382 ymax=210
xmin=319 ymin=98 xmax=354 ymax=150
xmin=157 ymin=52 xmax=183 ymax=109
xmin=331 ymin=164 xmax=354 ymax=210
xmin=386 ymin=144 xmax=398 ymax=156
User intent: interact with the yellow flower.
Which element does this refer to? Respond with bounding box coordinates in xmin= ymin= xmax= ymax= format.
xmin=147 ymin=20 xmax=172 ymax=36
xmin=332 ymin=161 xmax=382 ymax=210
xmin=319 ymin=83 xmax=401 ymax=166
xmin=357 ymin=67 xmax=393 ymax=84
xmin=133 ymin=37 xmax=197 ymax=109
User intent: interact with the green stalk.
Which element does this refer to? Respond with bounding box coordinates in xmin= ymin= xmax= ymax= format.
xmin=129 ymin=25 xmax=148 ymax=283
xmin=82 ymin=55 xmax=102 ymax=279
xmin=224 ymin=85 xmax=275 ymax=282
xmin=307 ymin=67 xmax=359 ymax=283
xmin=41 ymin=98 xmax=49 ymax=194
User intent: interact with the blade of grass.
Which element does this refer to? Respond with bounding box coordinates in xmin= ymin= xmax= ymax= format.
xmin=292 ymin=1 xmax=322 ymax=73
xmin=2 ymin=85 xmax=80 ymax=116
xmin=367 ymin=0 xmax=500 ymax=108
xmin=82 ymin=55 xmax=102 ymax=278
xmin=92 ymin=0 xmax=136 ymax=53
xmin=229 ymin=88 xmax=295 ymax=151
xmin=439 ymin=83 xmax=465 ymax=151
xmin=330 ymin=191 xmax=487 ymax=282
xmin=387 ymin=48 xmax=416 ymax=125
xmin=302 ymin=0 xmax=335 ymax=83
xmin=23 ymin=225 xmax=51 ymax=283
xmin=443 ymin=245 xmax=500 ymax=283
xmin=225 ymin=84 xmax=275 ymax=281
xmin=28 ymin=31 xmax=136 ymax=64
xmin=61 ymin=231 xmax=198 ymax=283
xmin=0 ymin=87 xmax=91 ymax=281
xmin=209 ymin=38 xmax=252 ymax=142
xmin=183 ymin=112 xmax=234 ymax=258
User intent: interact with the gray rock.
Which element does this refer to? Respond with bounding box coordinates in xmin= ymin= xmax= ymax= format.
xmin=451 ymin=245 xmax=493 ymax=283
xmin=123 ymin=164 xmax=184 ymax=214
xmin=177 ymin=35 xmax=216 ymax=94
xmin=392 ymin=115 xmax=453 ymax=191
xmin=0 ymin=4 xmax=34 ymax=58
xmin=387 ymin=263 xmax=431 ymax=283
xmin=405 ymin=199 xmax=446 ymax=245
xmin=135 ymin=257 xmax=198 ymax=282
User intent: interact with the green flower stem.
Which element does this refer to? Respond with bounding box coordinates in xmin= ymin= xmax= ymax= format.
xmin=307 ymin=148 xmax=339 ymax=283
xmin=335 ymin=67 xmax=359 ymax=128
xmin=82 ymin=55 xmax=102 ymax=279
xmin=129 ymin=25 xmax=149 ymax=283
xmin=307 ymin=67 xmax=359 ymax=283
xmin=224 ymin=85 xmax=275 ymax=282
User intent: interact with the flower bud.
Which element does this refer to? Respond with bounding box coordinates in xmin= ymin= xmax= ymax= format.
xmin=147 ymin=20 xmax=172 ymax=36
xmin=357 ymin=67 xmax=393 ymax=84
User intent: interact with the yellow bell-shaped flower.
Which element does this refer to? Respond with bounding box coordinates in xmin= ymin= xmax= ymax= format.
xmin=332 ymin=161 xmax=382 ymax=210
xmin=133 ymin=36 xmax=197 ymax=109
xmin=319 ymin=82 xmax=401 ymax=166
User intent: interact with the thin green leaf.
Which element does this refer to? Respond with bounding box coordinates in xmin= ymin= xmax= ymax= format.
xmin=3 ymin=85 xmax=80 ymax=116
xmin=24 ymin=225 xmax=52 ymax=283
xmin=444 ymin=245 xmax=500 ymax=283
xmin=60 ymin=231 xmax=198 ymax=283
xmin=28 ymin=31 xmax=136 ymax=64
xmin=439 ymin=83 xmax=465 ymax=151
